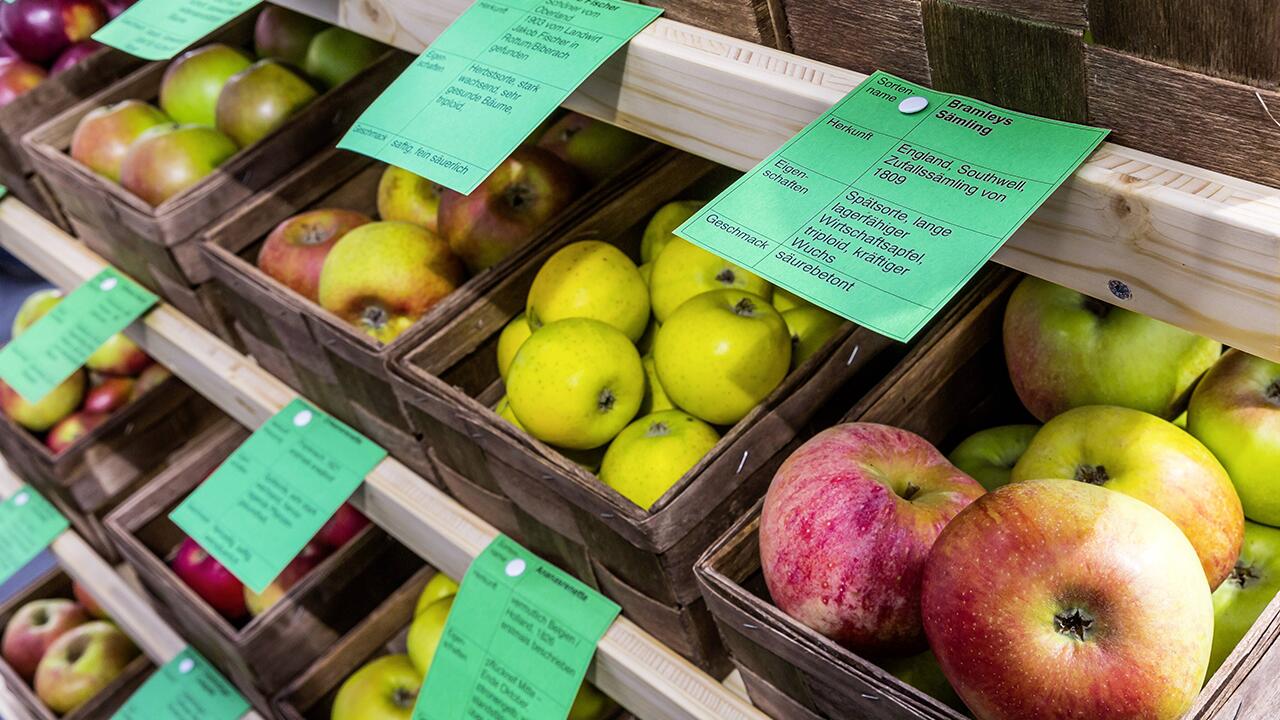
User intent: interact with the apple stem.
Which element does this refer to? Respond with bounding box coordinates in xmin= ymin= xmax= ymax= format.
xmin=732 ymin=297 xmax=757 ymax=317
xmin=1073 ymin=464 xmax=1110 ymax=485
xmin=598 ymin=388 xmax=616 ymax=413
xmin=1081 ymin=296 xmax=1113 ymax=319
xmin=1053 ymin=607 xmax=1095 ymax=642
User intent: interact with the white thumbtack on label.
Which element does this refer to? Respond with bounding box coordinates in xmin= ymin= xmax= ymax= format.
xmin=99 ymin=277 xmax=117 ymax=291
xmin=13 ymin=492 xmax=28 ymax=506
xmin=505 ymin=559 xmax=526 ymax=577
xmin=293 ymin=410 xmax=313 ymax=427
xmin=178 ymin=658 xmax=195 ymax=674
xmin=899 ymin=96 xmax=928 ymax=114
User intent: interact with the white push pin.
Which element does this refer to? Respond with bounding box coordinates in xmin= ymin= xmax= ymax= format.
xmin=178 ymin=658 xmax=195 ymax=674
xmin=505 ymin=558 xmax=526 ymax=577
xmin=13 ymin=492 xmax=28 ymax=506
xmin=293 ymin=410 xmax=313 ymax=427
xmin=899 ymin=96 xmax=928 ymax=114
xmin=99 ymin=277 xmax=117 ymax=291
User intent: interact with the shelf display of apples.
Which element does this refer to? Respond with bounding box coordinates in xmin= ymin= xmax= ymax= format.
xmin=66 ymin=6 xmax=385 ymax=206
xmin=753 ymin=274 xmax=1280 ymax=719
xmin=168 ymin=501 xmax=369 ymax=622
xmin=1 ymin=582 xmax=139 ymax=715
xmin=0 ymin=288 xmax=172 ymax=454
xmin=491 ymin=201 xmax=843 ymax=510
xmin=252 ymin=111 xmax=647 ymax=345
xmin=0 ymin=0 xmax=132 ymax=109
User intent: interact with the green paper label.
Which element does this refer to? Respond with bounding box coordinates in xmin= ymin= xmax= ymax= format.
xmin=0 ymin=268 xmax=156 ymax=403
xmin=111 ymin=647 xmax=248 ymax=720
xmin=93 ymin=0 xmax=259 ymax=60
xmin=0 ymin=486 xmax=68 ymax=586
xmin=675 ymin=71 xmax=1108 ymax=342
xmin=169 ymin=399 xmax=387 ymax=593
xmin=338 ymin=0 xmax=662 ymax=194
xmin=414 ymin=535 xmax=620 ymax=720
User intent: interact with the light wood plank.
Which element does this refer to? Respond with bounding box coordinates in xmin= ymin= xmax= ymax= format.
xmin=272 ymin=0 xmax=1279 ymax=360
xmin=0 ymin=199 xmax=766 ymax=720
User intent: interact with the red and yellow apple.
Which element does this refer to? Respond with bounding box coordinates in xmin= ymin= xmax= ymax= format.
xmin=947 ymin=424 xmax=1039 ymax=491
xmin=85 ymin=332 xmax=150 ymax=376
xmin=599 ymin=410 xmax=719 ymax=510
xmin=257 ymin=208 xmax=371 ymax=302
xmin=70 ymin=100 xmax=171 ymax=182
xmin=1 ymin=599 xmax=88 ymax=681
xmin=34 ymin=621 xmax=139 ymax=714
xmin=0 ymin=370 xmax=85 ymax=432
xmin=331 ymin=654 xmax=419 ymax=720
xmin=170 ymin=537 xmax=247 ymax=620
xmin=159 ymin=43 xmax=252 ymax=126
xmin=314 ymin=502 xmax=369 ymax=550
xmin=72 ymin=582 xmax=109 ymax=620
xmin=120 ymin=124 xmax=238 ymax=206
xmin=82 ymin=376 xmax=134 ymax=414
xmin=215 ymin=59 xmax=318 ymax=148
xmin=45 ymin=410 xmax=106 ymax=453
xmin=648 ymin=238 xmax=772 ymax=322
xmin=377 ymin=165 xmax=443 ymax=234
xmin=0 ymin=59 xmax=46 ymax=108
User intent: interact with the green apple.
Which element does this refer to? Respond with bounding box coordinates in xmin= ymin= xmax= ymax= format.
xmin=782 ymin=305 xmax=843 ymax=367
xmin=415 ymin=574 xmax=459 ymax=617
xmin=1209 ymin=521 xmax=1280 ymax=677
xmin=527 ymin=240 xmax=649 ymax=342
xmin=1013 ymin=405 xmax=1244 ymax=590
xmin=304 ymin=27 xmax=385 ymax=89
xmin=159 ymin=44 xmax=252 ymax=127
xmin=947 ymin=424 xmax=1039 ymax=491
xmin=600 ymin=410 xmax=720 ymax=509
xmin=638 ymin=261 xmax=653 ymax=287
xmin=0 ymin=371 xmax=86 ymax=432
xmin=11 ymin=289 xmax=61 ymax=336
xmin=494 ymin=395 xmax=524 ymax=430
xmin=1003 ymin=276 xmax=1221 ymax=421
xmin=33 ymin=621 xmax=139 ymax=715
xmin=654 ymin=289 xmax=790 ymax=425
xmin=1188 ymin=349 xmax=1280 ymax=526
xmin=331 ymin=654 xmax=419 ymax=720
xmin=879 ymin=650 xmax=965 ymax=712
xmin=407 ymin=596 xmax=452 ymax=677
xmin=1173 ymin=410 xmax=1188 ymax=428
xmin=640 ymin=200 xmax=705 ymax=263
xmin=772 ymin=287 xmax=810 ymax=313
xmin=496 ymin=313 xmax=533 ymax=381
xmin=649 ymin=238 xmax=772 ymax=322
xmin=638 ymin=355 xmax=673 ymax=416
xmin=215 ymin=59 xmax=318 ymax=147
xmin=506 ymin=318 xmax=643 ymax=449
xmin=569 ymin=682 xmax=617 ymax=720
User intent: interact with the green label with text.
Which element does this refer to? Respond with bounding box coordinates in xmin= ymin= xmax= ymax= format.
xmin=0 ymin=486 xmax=67 ymax=586
xmin=169 ymin=399 xmax=386 ymax=593
xmin=676 ymin=71 xmax=1108 ymax=342
xmin=339 ymin=0 xmax=662 ymax=194
xmin=0 ymin=268 xmax=156 ymax=403
xmin=111 ymin=648 xmax=249 ymax=720
xmin=93 ymin=0 xmax=259 ymax=60
xmin=414 ymin=535 xmax=619 ymax=720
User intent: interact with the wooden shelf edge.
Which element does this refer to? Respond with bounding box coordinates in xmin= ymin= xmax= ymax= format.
xmin=272 ymin=0 xmax=1280 ymax=361
xmin=0 ymin=199 xmax=766 ymax=720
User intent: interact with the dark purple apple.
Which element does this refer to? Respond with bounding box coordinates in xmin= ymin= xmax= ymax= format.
xmin=0 ymin=0 xmax=106 ymax=64
xmin=50 ymin=39 xmax=101 ymax=74
xmin=101 ymin=0 xmax=132 ymax=19
xmin=0 ymin=38 xmax=22 ymax=62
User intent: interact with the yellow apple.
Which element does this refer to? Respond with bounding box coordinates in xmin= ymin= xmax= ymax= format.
xmin=636 ymin=317 xmax=658 ymax=355
xmin=638 ymin=355 xmax=673 ymax=416
xmin=638 ymin=261 xmax=653 ymax=287
xmin=649 ymin=238 xmax=771 ymax=322
xmin=415 ymin=573 xmax=459 ymax=617
xmin=527 ymin=241 xmax=649 ymax=342
xmin=377 ymin=165 xmax=443 ymax=234
xmin=11 ymin=289 xmax=61 ymax=337
xmin=1 ymin=371 xmax=86 ymax=432
xmin=600 ymin=410 xmax=720 ymax=509
xmin=331 ymin=654 xmax=419 ymax=720
xmin=494 ymin=395 xmax=525 ymax=430
xmin=496 ymin=313 xmax=533 ymax=381
xmin=772 ymin=287 xmax=811 ymax=313
xmin=782 ymin=306 xmax=843 ymax=367
xmin=640 ymin=200 xmax=705 ymax=263
xmin=407 ymin=596 xmax=452 ymax=677
xmin=569 ymin=682 xmax=617 ymax=720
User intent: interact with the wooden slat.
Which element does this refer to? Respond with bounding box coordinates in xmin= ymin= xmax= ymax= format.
xmin=271 ymin=0 xmax=1280 ymax=361
xmin=0 ymin=199 xmax=766 ymax=720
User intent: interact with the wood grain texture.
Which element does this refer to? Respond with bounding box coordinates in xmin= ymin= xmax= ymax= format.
xmin=1087 ymin=0 xmax=1280 ymax=88
xmin=922 ymin=0 xmax=1087 ymax=121
xmin=940 ymin=0 xmax=1085 ymax=27
xmin=642 ymin=0 xmax=779 ymax=45
xmin=778 ymin=0 xmax=931 ymax=84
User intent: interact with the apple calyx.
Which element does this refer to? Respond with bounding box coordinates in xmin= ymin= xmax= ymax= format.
xmin=1228 ymin=562 xmax=1260 ymax=588
xmin=31 ymin=608 xmax=50 ymax=626
xmin=393 ymin=687 xmax=418 ymax=709
xmin=899 ymin=482 xmax=921 ymax=501
xmin=503 ymin=182 xmax=534 ymax=212
xmin=296 ymin=222 xmax=332 ymax=246
xmin=1265 ymin=379 xmax=1280 ymax=405
xmin=716 ymin=268 xmax=737 ymax=285
xmin=1053 ymin=607 xmax=1095 ymax=642
xmin=361 ymin=304 xmax=390 ymax=331
xmin=598 ymin=388 xmax=616 ymax=413
xmin=1082 ymin=296 xmax=1112 ymax=319
xmin=732 ymin=297 xmax=757 ymax=317
xmin=645 ymin=421 xmax=670 ymax=438
xmin=1074 ymin=464 xmax=1110 ymax=485
xmin=63 ymin=634 xmax=90 ymax=664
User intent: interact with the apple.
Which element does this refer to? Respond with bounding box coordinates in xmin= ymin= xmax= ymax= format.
xmin=215 ymin=60 xmax=318 ymax=147
xmin=85 ymin=332 xmax=151 ymax=376
xmin=101 ymin=0 xmax=131 ymax=19
xmin=638 ymin=261 xmax=653 ymax=287
xmin=526 ymin=240 xmax=650 ymax=342
xmin=331 ymin=654 xmax=419 ymax=720
xmin=1188 ymin=349 xmax=1280 ymax=526
xmin=600 ymin=410 xmax=720 ymax=510
xmin=495 ymin=394 xmax=523 ymax=430
xmin=0 ymin=0 xmax=105 ymax=64
xmin=1 ymin=370 xmax=85 ymax=432
xmin=782 ymin=305 xmax=842 ymax=367
xmin=34 ymin=621 xmax=139 ymax=714
xmin=303 ymin=26 xmax=385 ymax=89
xmin=120 ymin=124 xmax=238 ymax=206
xmin=315 ymin=502 xmax=369 ymax=550
xmin=761 ymin=423 xmax=984 ymax=655
xmin=50 ymin=38 xmax=100 ymax=73
xmin=415 ymin=573 xmax=459 ymax=616
xmin=158 ymin=44 xmax=252 ymax=127
xmin=772 ymin=286 xmax=810 ymax=313
xmin=640 ymin=200 xmax=705 ymax=263
xmin=569 ymin=682 xmax=616 ymax=720
xmin=407 ymin=595 xmax=452 ymax=677
xmin=253 ymin=5 xmax=327 ymax=67
xmin=244 ymin=540 xmax=328 ymax=616
xmin=1012 ymin=405 xmax=1243 ymax=590
xmin=1 ymin=599 xmax=89 ymax=681
xmin=70 ymin=100 xmax=171 ymax=182
xmin=1210 ymin=521 xmax=1280 ymax=677
xmin=653 ymin=289 xmax=790 ymax=425
xmin=535 ymin=112 xmax=649 ymax=184
xmin=437 ymin=147 xmax=583 ymax=272
xmin=170 ymin=537 xmax=247 ymax=620
xmin=131 ymin=364 xmax=170 ymax=397
xmin=72 ymin=582 xmax=109 ymax=620
xmin=946 ymin=424 xmax=1039 ymax=491
xmin=506 ymin=318 xmax=644 ymax=450
xmin=11 ymin=288 xmax=61 ymax=336
xmin=45 ymin=410 xmax=106 ymax=453
xmin=878 ymin=651 xmax=964 ymax=712
xmin=317 ymin=221 xmax=466 ymax=344
xmin=636 ymin=316 xmax=658 ymax=354
xmin=922 ymin=479 xmax=1213 ymax=720
xmin=638 ymin=354 xmax=672 ymax=416
xmin=0 ymin=60 xmax=45 ymax=108
xmin=0 ymin=37 xmax=21 ymax=62
xmin=1003 ymin=276 xmax=1221 ymax=421
xmin=649 ymin=238 xmax=772 ymax=322
xmin=257 ymin=208 xmax=371 ymax=302
xmin=495 ymin=312 xmax=532 ymax=381
xmin=377 ymin=165 xmax=443 ymax=234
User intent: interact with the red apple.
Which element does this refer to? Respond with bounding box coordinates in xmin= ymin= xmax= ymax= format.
xmin=243 ymin=540 xmax=328 ymax=616
xmin=85 ymin=332 xmax=151 ymax=376
xmin=170 ymin=537 xmax=247 ymax=620
xmin=100 ymin=0 xmax=131 ymax=19
xmin=0 ymin=59 xmax=45 ymax=107
xmin=1 ymin=599 xmax=89 ymax=681
xmin=759 ymin=423 xmax=985 ymax=656
xmin=0 ymin=0 xmax=105 ymax=64
xmin=922 ymin=479 xmax=1214 ymax=720
xmin=131 ymin=364 xmax=170 ymax=397
xmin=314 ymin=502 xmax=369 ymax=550
xmin=120 ymin=124 xmax=238 ymax=206
xmin=71 ymin=99 xmax=170 ymax=183
xmin=253 ymin=5 xmax=327 ymax=67
xmin=72 ymin=582 xmax=108 ymax=620
xmin=34 ymin=621 xmax=139 ymax=714
xmin=214 ymin=59 xmax=317 ymax=148
xmin=45 ymin=410 xmax=106 ymax=453
xmin=257 ymin=208 xmax=371 ymax=302
xmin=437 ymin=147 xmax=582 ymax=272
xmin=50 ymin=38 xmax=100 ymax=74
xmin=536 ymin=112 xmax=650 ymax=185
xmin=83 ymin=376 xmax=134 ymax=414
xmin=0 ymin=38 xmax=22 ymax=62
